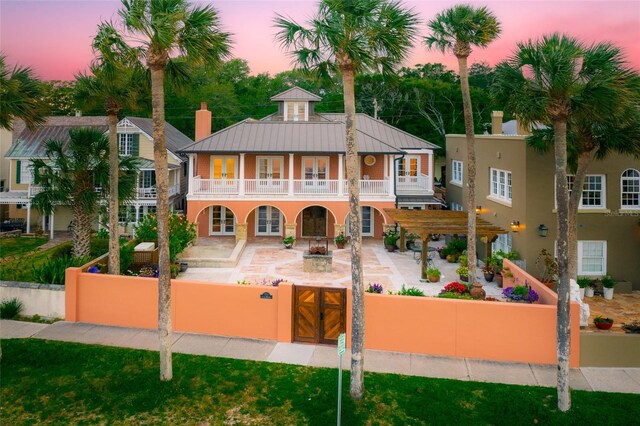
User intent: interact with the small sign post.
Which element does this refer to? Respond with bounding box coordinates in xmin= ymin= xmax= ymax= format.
xmin=337 ymin=333 xmax=346 ymax=426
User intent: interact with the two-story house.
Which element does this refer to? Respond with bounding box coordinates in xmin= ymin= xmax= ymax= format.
xmin=181 ymin=87 xmax=441 ymax=242
xmin=0 ymin=116 xmax=192 ymax=236
xmin=445 ymin=111 xmax=640 ymax=290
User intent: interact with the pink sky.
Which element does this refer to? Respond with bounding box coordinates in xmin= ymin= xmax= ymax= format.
xmin=1 ymin=0 xmax=639 ymax=80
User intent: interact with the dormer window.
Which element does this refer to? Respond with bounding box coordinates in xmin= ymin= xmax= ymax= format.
xmin=284 ymin=101 xmax=308 ymax=122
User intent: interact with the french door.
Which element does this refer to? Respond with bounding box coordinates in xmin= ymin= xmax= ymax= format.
xmin=302 ymin=156 xmax=329 ymax=190
xmin=398 ymin=156 xmax=420 ymax=178
xmin=255 ymin=206 xmax=282 ymax=236
xmin=257 ymin=156 xmax=284 ymax=190
xmin=210 ymin=206 xmax=235 ymax=235
xmin=211 ymin=156 xmax=237 ymax=179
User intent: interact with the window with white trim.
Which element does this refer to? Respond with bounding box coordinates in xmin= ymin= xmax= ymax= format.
xmin=284 ymin=102 xmax=308 ymax=121
xmin=450 ymin=201 xmax=463 ymax=211
xmin=346 ymin=206 xmax=374 ymax=237
xmin=451 ymin=160 xmax=463 ymax=185
xmin=119 ymin=133 xmax=133 ymax=155
xmin=578 ymin=240 xmax=606 ymax=276
xmin=568 ymin=175 xmax=605 ymax=209
xmin=20 ymin=161 xmax=33 ymax=184
xmin=118 ymin=205 xmax=135 ymax=224
xmin=492 ymin=233 xmax=512 ymax=253
xmin=621 ymin=168 xmax=640 ymax=209
xmin=490 ymin=168 xmax=512 ymax=203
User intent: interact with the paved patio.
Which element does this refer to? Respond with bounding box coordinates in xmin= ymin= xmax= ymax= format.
xmin=584 ymin=292 xmax=640 ymax=333
xmin=179 ymin=237 xmax=504 ymax=296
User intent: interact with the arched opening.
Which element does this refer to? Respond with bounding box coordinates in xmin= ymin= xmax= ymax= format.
xmin=246 ymin=205 xmax=286 ymax=237
xmin=296 ymin=205 xmax=337 ymax=238
xmin=195 ymin=204 xmax=237 ymax=237
xmin=344 ymin=205 xmax=387 ymax=238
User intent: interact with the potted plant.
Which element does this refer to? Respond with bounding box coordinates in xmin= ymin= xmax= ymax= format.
xmin=601 ymin=275 xmax=616 ymax=300
xmin=334 ymin=232 xmax=348 ymax=249
xmin=481 ymin=259 xmax=496 ymax=282
xmin=405 ymin=233 xmax=419 ymax=250
xmin=429 ymin=233 xmax=441 ymax=241
xmin=383 ymin=230 xmax=399 ymax=252
xmin=577 ymin=276 xmax=591 ymax=300
xmin=426 ymin=267 xmax=441 ymax=283
xmin=366 ymin=283 xmax=383 ymax=294
xmin=584 ymin=279 xmax=596 ymax=298
xmin=594 ymin=316 xmax=614 ymax=330
xmin=283 ymin=236 xmax=295 ymax=249
xmin=458 ymin=254 xmax=467 ymax=266
xmin=502 ymin=285 xmax=539 ymax=303
xmin=456 ymin=265 xmax=469 ymax=282
xmin=436 ymin=246 xmax=447 ymax=260
xmin=535 ymin=248 xmax=558 ymax=288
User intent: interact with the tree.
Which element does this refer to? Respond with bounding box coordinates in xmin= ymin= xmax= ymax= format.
xmin=114 ymin=0 xmax=231 ymax=381
xmin=31 ymin=128 xmax=138 ymax=258
xmin=425 ymin=5 xmax=501 ymax=290
xmin=275 ymin=0 xmax=418 ymax=399
xmin=492 ymin=33 xmax=636 ymax=412
xmin=76 ymin=22 xmax=146 ymax=275
xmin=0 ymin=54 xmax=47 ymax=130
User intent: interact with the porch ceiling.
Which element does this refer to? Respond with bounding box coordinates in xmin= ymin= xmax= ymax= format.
xmin=383 ymin=209 xmax=508 ymax=237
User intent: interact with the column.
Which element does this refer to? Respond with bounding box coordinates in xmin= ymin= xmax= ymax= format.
xmin=26 ymin=203 xmax=31 ymax=233
xmin=285 ymin=223 xmax=297 ymax=238
xmin=338 ymin=153 xmax=344 ymax=196
xmin=239 ymin=153 xmax=245 ymax=196
xmin=389 ymin=155 xmax=395 ymax=197
xmin=428 ymin=151 xmax=434 ymax=193
xmin=288 ymin=153 xmax=294 ymax=196
xmin=49 ymin=212 xmax=54 ymax=239
xmin=135 ymin=204 xmax=140 ymax=223
xmin=188 ymin=154 xmax=195 ymax=194
xmin=235 ymin=223 xmax=248 ymax=243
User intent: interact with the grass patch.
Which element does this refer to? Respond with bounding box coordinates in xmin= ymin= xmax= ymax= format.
xmin=2 ymin=339 xmax=639 ymax=425
xmin=0 ymin=242 xmax=72 ymax=283
xmin=0 ymin=237 xmax=48 ymax=258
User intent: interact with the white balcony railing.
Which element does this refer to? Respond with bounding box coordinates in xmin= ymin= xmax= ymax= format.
xmin=244 ymin=179 xmax=289 ymax=195
xmin=137 ymin=187 xmax=156 ymax=199
xmin=28 ymin=184 xmax=43 ymax=197
xmin=169 ymin=184 xmax=180 ymax=197
xmin=343 ymin=179 xmax=390 ymax=196
xmin=293 ymin=179 xmax=340 ymax=195
xmin=396 ymin=175 xmax=432 ymax=193
xmin=195 ymin=178 xmax=239 ymax=195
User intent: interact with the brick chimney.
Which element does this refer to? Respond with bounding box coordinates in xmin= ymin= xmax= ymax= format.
xmin=491 ymin=111 xmax=503 ymax=135
xmin=195 ymin=102 xmax=212 ymax=141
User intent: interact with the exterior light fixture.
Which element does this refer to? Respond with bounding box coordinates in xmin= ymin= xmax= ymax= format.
xmin=475 ymin=206 xmax=482 ymax=214
xmin=537 ymin=224 xmax=548 ymax=237
xmin=510 ymin=221 xmax=520 ymax=233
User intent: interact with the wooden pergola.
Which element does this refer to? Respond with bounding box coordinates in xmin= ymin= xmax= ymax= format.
xmin=384 ymin=209 xmax=509 ymax=280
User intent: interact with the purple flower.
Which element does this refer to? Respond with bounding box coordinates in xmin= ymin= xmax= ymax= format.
xmin=503 ymin=285 xmax=539 ymax=303
xmin=87 ymin=266 xmax=100 ymax=273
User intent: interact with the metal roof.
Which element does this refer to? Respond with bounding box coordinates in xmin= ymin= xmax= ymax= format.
xmin=502 ymin=120 xmax=548 ymax=136
xmin=270 ymin=86 xmax=322 ymax=102
xmin=136 ymin=158 xmax=180 ymax=170
xmin=125 ymin=117 xmax=193 ymax=155
xmin=180 ymin=113 xmax=438 ymax=154
xmin=6 ymin=116 xmax=109 ymax=158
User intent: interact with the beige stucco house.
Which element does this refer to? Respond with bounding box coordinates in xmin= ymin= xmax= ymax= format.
xmin=445 ymin=111 xmax=640 ymax=290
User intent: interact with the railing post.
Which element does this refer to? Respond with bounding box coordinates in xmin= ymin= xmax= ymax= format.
xmin=188 ymin=154 xmax=194 ymax=195
xmin=389 ymin=155 xmax=395 ymax=197
xmin=338 ymin=153 xmax=344 ymax=196
xmin=239 ymin=153 xmax=245 ymax=196
xmin=288 ymin=153 xmax=294 ymax=196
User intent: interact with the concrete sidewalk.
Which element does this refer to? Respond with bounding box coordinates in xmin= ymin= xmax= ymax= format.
xmin=2 ymin=320 xmax=639 ymax=394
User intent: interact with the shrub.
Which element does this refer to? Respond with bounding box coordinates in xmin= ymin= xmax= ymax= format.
xmin=438 ymin=292 xmax=473 ymax=300
xmin=31 ymin=255 xmax=89 ymax=285
xmin=455 ymin=265 xmax=469 ymax=276
xmin=96 ymin=228 xmax=109 ymax=239
xmin=395 ymin=285 xmax=425 ymax=297
xmin=577 ymin=276 xmax=592 ymax=288
xmin=600 ymin=275 xmax=616 ymax=288
xmin=135 ymin=213 xmax=197 ymax=262
xmin=383 ymin=230 xmax=399 ymax=246
xmin=458 ymin=254 xmax=467 ymax=266
xmin=90 ymin=237 xmax=110 ymax=258
xmin=120 ymin=242 xmax=134 ymax=274
xmin=0 ymin=297 xmax=24 ymax=319
xmin=445 ymin=238 xmax=467 ymax=255
xmin=366 ymin=283 xmax=383 ymax=294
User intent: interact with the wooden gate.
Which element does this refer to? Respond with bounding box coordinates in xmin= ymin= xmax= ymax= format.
xmin=294 ymin=286 xmax=346 ymax=345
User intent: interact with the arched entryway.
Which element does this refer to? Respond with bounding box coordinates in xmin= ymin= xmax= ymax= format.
xmin=344 ymin=205 xmax=387 ymax=238
xmin=195 ymin=205 xmax=237 ymax=237
xmin=246 ymin=205 xmax=285 ymax=237
xmin=297 ymin=206 xmax=337 ymax=238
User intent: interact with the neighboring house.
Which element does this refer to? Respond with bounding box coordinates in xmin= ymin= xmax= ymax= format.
xmin=181 ymin=87 xmax=441 ymax=242
xmin=0 ymin=116 xmax=192 ymax=235
xmin=445 ymin=111 xmax=640 ymax=290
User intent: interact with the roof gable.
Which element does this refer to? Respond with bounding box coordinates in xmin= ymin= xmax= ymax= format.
xmin=270 ymin=86 xmax=322 ymax=102
xmin=123 ymin=117 xmax=193 ymax=154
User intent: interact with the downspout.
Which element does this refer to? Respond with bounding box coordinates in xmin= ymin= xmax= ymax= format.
xmin=393 ymin=153 xmax=405 ymax=210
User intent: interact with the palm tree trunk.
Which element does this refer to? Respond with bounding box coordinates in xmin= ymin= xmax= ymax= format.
xmin=342 ymin=66 xmax=365 ymax=400
xmin=457 ymin=55 xmax=477 ymax=284
xmin=553 ymin=118 xmax=571 ymax=412
xmin=150 ymin=64 xmax=172 ymax=382
xmin=107 ymin=113 xmax=120 ymax=274
xmin=72 ymin=202 xmax=92 ymax=259
xmin=567 ymin=150 xmax=595 ymax=281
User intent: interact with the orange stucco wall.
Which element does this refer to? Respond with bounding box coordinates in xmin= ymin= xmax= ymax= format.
xmin=66 ymin=258 xmax=579 ymax=366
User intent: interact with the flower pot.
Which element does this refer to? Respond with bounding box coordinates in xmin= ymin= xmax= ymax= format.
xmin=579 ymin=287 xmax=585 ymax=300
xmin=336 ymin=242 xmax=345 ymax=249
xmin=284 ymin=244 xmax=293 ymax=249
xmin=428 ymin=275 xmax=439 ymax=283
xmin=385 ymin=244 xmax=396 ymax=252
xmin=483 ymin=272 xmax=494 ymax=282
xmin=585 ymin=287 xmax=595 ymax=297
xmin=595 ymin=321 xmax=613 ymax=330
xmin=603 ymin=287 xmax=614 ymax=300
xmin=459 ymin=274 xmax=469 ymax=283
xmin=446 ymin=254 xmax=456 ymax=263
xmin=439 ymin=251 xmax=447 ymax=260
xmin=470 ymin=283 xmax=486 ymax=300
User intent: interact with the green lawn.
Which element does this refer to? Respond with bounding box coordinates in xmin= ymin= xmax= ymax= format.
xmin=2 ymin=340 xmax=638 ymax=425
xmin=0 ymin=237 xmax=48 ymax=258
xmin=0 ymin=242 xmax=71 ymax=282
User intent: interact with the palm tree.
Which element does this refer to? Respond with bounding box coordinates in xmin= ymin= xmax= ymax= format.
xmin=425 ymin=5 xmax=501 ymax=292
xmin=492 ymin=34 xmax=634 ymax=412
xmin=0 ymin=54 xmax=47 ymax=130
xmin=76 ymin=22 xmax=147 ymax=275
xmin=31 ymin=128 xmax=138 ymax=258
xmin=114 ymin=0 xmax=231 ymax=381
xmin=275 ymin=0 xmax=418 ymax=399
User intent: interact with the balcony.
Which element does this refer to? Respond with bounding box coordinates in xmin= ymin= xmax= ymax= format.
xmin=137 ymin=184 xmax=180 ymax=199
xmin=191 ymin=177 xmax=395 ymax=197
xmin=396 ymin=175 xmax=432 ymax=194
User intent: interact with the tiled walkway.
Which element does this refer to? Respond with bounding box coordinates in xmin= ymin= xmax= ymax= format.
xmin=584 ymin=293 xmax=640 ymax=333
xmin=180 ymin=238 xmax=504 ymax=296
